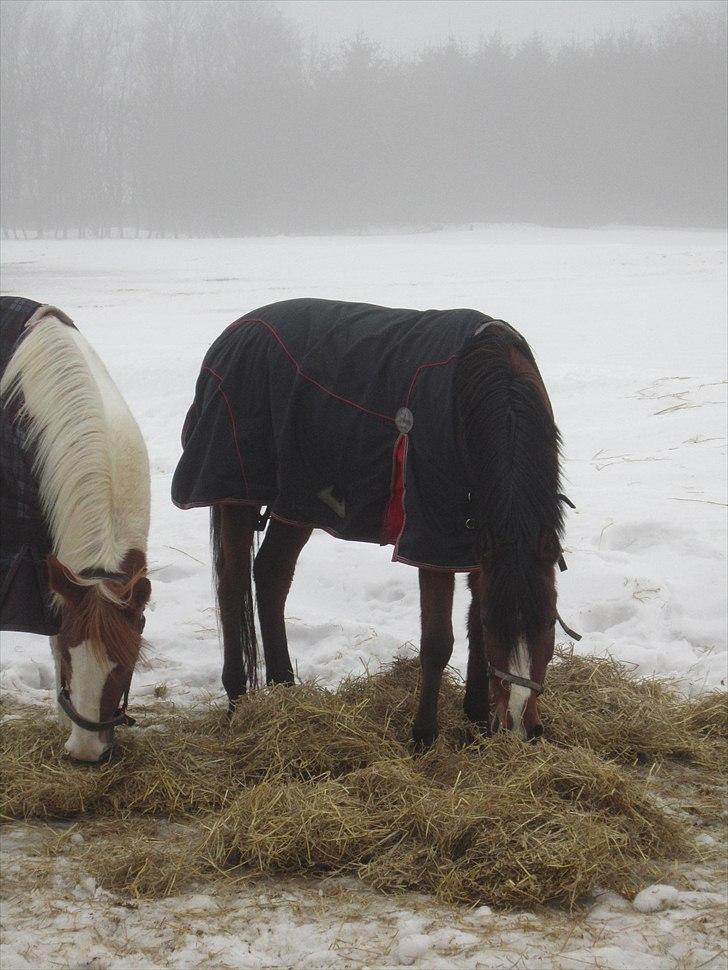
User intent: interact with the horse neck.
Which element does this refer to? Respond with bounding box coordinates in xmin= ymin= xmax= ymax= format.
xmin=457 ymin=332 xmax=562 ymax=537
xmin=456 ymin=330 xmax=562 ymax=647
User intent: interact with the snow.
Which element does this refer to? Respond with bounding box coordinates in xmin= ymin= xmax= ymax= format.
xmin=632 ymin=884 xmax=681 ymax=914
xmin=2 ymin=821 xmax=726 ymax=970
xmin=1 ymin=225 xmax=726 ymax=968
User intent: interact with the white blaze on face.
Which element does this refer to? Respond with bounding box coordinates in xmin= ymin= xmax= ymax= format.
xmin=64 ymin=641 xmax=116 ymax=762
xmin=507 ymin=640 xmax=532 ymax=740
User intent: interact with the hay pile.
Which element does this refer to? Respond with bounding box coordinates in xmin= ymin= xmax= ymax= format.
xmin=2 ymin=652 xmax=726 ymax=908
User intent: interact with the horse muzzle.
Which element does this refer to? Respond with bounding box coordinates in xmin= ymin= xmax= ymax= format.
xmin=58 ymin=687 xmax=134 ymax=762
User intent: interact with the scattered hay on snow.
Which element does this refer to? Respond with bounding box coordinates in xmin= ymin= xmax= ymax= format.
xmin=1 ymin=653 xmax=725 ymax=908
xmin=542 ymin=651 xmax=728 ymax=772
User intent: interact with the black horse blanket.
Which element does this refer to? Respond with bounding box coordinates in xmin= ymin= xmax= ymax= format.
xmin=172 ymin=298 xmax=501 ymax=570
xmin=0 ymin=297 xmax=73 ymax=635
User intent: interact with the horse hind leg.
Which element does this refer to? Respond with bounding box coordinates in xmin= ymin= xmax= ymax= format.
xmin=211 ymin=504 xmax=259 ymax=709
xmin=412 ymin=569 xmax=455 ymax=749
xmin=253 ymin=518 xmax=312 ymax=685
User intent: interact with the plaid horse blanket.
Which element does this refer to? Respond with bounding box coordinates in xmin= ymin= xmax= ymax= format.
xmin=0 ymin=297 xmax=73 ymax=635
xmin=172 ymin=298 xmax=500 ymax=570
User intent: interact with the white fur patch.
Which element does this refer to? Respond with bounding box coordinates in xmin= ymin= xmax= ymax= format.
xmin=507 ymin=640 xmax=531 ymax=740
xmin=64 ymin=641 xmax=116 ymax=762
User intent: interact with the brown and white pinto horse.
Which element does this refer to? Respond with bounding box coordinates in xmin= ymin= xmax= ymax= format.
xmin=180 ymin=307 xmax=567 ymax=746
xmin=1 ymin=306 xmax=151 ymax=762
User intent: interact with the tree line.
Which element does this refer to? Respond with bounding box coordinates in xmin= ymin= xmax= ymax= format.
xmin=1 ymin=0 xmax=725 ymax=237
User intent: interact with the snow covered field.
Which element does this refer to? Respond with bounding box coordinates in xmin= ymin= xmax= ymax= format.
xmin=1 ymin=226 xmax=726 ymax=968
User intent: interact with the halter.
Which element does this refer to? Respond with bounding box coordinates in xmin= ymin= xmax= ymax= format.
xmin=487 ymin=612 xmax=582 ymax=695
xmin=57 ymin=684 xmax=136 ymax=732
xmin=487 ymin=663 xmax=544 ymax=694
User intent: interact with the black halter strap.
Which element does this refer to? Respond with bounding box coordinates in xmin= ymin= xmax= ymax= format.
xmin=555 ymin=609 xmax=582 ymax=641
xmin=57 ymin=684 xmax=135 ymax=733
xmin=487 ymin=663 xmax=544 ymax=694
xmin=78 ymin=567 xmax=127 ymax=582
xmin=486 ymin=607 xmax=582 ymax=694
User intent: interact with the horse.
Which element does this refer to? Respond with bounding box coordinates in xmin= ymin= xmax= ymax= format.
xmin=0 ymin=298 xmax=151 ymax=762
xmin=172 ymin=298 xmax=568 ymax=744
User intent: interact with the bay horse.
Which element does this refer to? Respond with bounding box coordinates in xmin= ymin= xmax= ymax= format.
xmin=172 ymin=299 xmax=568 ymax=744
xmin=1 ymin=298 xmax=151 ymax=762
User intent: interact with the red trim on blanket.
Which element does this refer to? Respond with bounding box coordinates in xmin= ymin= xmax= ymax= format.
xmin=212 ymin=317 xmax=464 ymax=429
xmin=170 ymin=500 xmax=478 ymax=571
xmin=270 ymin=511 xmax=383 ymax=546
xmin=391 ymin=553 xmax=479 ymax=573
xmin=201 ymin=365 xmax=249 ymax=494
xmin=404 ymin=352 xmax=461 ymax=406
xmin=226 ymin=318 xmax=395 ymax=424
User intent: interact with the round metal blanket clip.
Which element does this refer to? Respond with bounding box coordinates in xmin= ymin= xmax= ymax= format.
xmin=395 ymin=407 xmax=414 ymax=434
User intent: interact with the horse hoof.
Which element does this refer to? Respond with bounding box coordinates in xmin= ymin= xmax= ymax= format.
xmin=226 ymin=695 xmax=243 ymax=719
xmin=464 ymin=702 xmax=492 ymax=737
xmin=266 ymin=674 xmax=295 ymax=687
xmin=411 ymin=725 xmax=437 ymax=750
xmin=464 ymin=703 xmax=489 ymax=723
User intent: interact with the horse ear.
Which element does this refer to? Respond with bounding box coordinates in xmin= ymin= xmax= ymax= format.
xmin=537 ymin=531 xmax=561 ymax=565
xmin=129 ymin=576 xmax=151 ymax=612
xmin=47 ymin=556 xmax=84 ymax=605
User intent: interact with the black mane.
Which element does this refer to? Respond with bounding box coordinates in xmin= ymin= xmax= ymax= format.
xmin=454 ymin=322 xmax=563 ymax=650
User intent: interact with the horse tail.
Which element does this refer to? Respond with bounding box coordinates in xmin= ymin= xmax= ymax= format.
xmin=210 ymin=505 xmax=259 ymax=700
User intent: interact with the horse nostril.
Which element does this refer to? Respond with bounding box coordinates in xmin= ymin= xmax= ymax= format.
xmin=528 ymin=724 xmax=544 ymax=742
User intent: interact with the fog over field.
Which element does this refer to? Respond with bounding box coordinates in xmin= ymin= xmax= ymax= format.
xmin=1 ymin=0 xmax=726 ymax=236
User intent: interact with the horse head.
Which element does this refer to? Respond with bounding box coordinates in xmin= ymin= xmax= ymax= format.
xmin=48 ymin=553 xmax=150 ymax=762
xmin=476 ymin=529 xmax=561 ymax=740
xmin=456 ymin=320 xmax=565 ymax=743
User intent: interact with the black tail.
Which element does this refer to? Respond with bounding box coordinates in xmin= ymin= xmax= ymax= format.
xmin=210 ymin=505 xmax=259 ymax=699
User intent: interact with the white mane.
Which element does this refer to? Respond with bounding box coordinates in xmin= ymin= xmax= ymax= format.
xmin=0 ymin=315 xmax=150 ymax=572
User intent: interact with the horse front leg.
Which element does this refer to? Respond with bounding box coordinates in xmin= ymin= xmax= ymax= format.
xmin=253 ymin=518 xmax=312 ymax=684
xmin=50 ymin=635 xmax=71 ymax=729
xmin=212 ymin=504 xmax=259 ymax=710
xmin=412 ymin=569 xmax=455 ymax=749
xmin=463 ymin=571 xmax=491 ymax=733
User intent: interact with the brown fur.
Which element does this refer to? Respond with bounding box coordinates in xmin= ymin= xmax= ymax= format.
xmin=507 ymin=344 xmax=554 ymax=419
xmin=50 ymin=550 xmax=150 ymax=664
xmin=49 ymin=550 xmax=150 ymax=721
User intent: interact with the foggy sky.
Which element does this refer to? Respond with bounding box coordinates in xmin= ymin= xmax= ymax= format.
xmin=275 ymin=0 xmax=724 ymax=54
xmin=1 ymin=0 xmax=725 ymax=236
